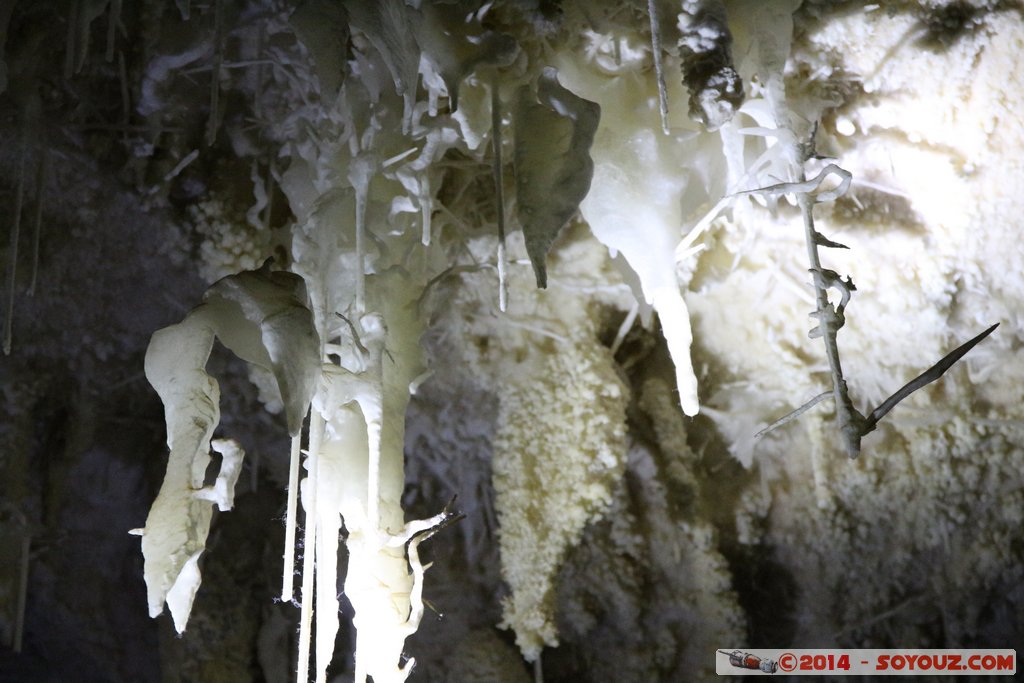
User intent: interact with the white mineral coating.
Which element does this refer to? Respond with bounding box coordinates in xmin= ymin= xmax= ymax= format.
xmin=125 ymin=2 xmax=1024 ymax=678
xmin=139 ymin=316 xmax=218 ymax=633
xmin=556 ymin=56 xmax=705 ymax=416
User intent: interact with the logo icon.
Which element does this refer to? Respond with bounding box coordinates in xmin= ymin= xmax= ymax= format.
xmin=719 ymin=650 xmax=778 ymax=674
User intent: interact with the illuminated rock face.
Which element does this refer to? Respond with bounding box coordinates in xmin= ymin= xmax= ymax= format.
xmin=2 ymin=2 xmax=1023 ymax=682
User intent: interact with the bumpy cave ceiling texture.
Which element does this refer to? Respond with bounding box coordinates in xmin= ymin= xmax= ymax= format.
xmin=2 ymin=0 xmax=1023 ymax=681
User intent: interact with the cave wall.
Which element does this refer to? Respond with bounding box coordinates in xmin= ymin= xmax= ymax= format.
xmin=1 ymin=1 xmax=1022 ymax=682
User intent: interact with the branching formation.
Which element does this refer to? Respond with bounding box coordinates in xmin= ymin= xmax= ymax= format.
xmin=753 ymin=130 xmax=998 ymax=458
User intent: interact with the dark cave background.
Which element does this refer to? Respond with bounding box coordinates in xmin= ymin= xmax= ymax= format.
xmin=2 ymin=1 xmax=1022 ymax=682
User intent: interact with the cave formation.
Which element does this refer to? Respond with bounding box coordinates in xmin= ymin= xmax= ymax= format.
xmin=1 ymin=1 xmax=1023 ymax=682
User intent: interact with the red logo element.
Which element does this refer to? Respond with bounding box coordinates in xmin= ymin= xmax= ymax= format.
xmin=778 ymin=652 xmax=797 ymax=672
xmin=719 ymin=650 xmax=779 ymax=674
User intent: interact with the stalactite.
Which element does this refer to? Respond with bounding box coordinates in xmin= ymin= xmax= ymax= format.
xmin=117 ymin=50 xmax=129 ymax=129
xmin=296 ymin=411 xmax=324 ymax=683
xmin=3 ymin=145 xmax=24 ymax=355
xmin=348 ymin=152 xmax=377 ymax=316
xmin=263 ymin=159 xmax=275 ymax=233
xmin=27 ymin=150 xmax=46 ymax=297
xmin=648 ymin=0 xmax=670 ymax=135
xmin=205 ymin=0 xmax=224 ymax=147
xmin=280 ymin=433 xmax=302 ymax=602
xmin=63 ymin=0 xmax=78 ymax=79
xmin=491 ymin=78 xmax=508 ymax=312
xmin=106 ymin=0 xmax=121 ymax=62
